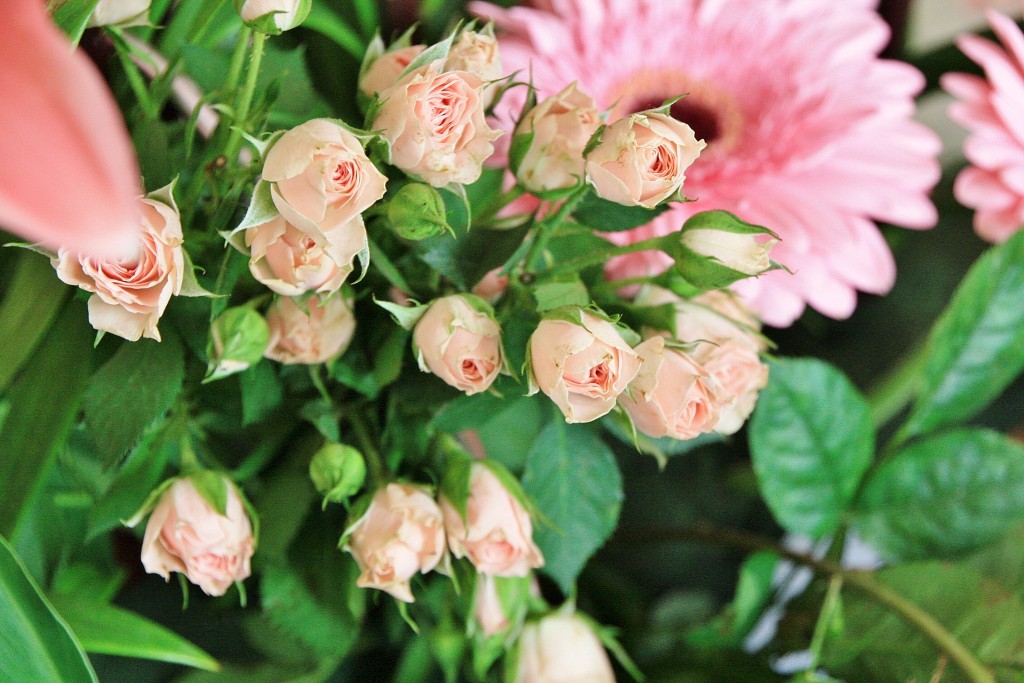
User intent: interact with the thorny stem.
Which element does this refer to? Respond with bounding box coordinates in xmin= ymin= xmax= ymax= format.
xmin=521 ymin=187 xmax=589 ymax=275
xmin=224 ymin=30 xmax=267 ymax=164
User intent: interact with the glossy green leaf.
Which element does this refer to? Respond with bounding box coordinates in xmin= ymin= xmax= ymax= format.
xmin=902 ymin=230 xmax=1024 ymax=438
xmin=855 ymin=428 xmax=1024 ymax=561
xmin=522 ymin=418 xmax=623 ymax=592
xmin=574 ymin=193 xmax=670 ymax=232
xmin=50 ymin=595 xmax=218 ymax=671
xmin=0 ymin=536 xmax=97 ymax=683
xmin=749 ymin=358 xmax=875 ymax=539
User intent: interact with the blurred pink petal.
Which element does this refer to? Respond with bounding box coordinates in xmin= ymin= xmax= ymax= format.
xmin=0 ymin=0 xmax=141 ymax=257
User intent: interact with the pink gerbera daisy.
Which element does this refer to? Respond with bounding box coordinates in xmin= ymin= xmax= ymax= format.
xmin=942 ymin=6 xmax=1024 ymax=243
xmin=472 ymin=0 xmax=941 ymax=326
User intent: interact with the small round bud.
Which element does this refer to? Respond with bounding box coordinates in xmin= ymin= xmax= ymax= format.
xmin=309 ymin=443 xmax=366 ymax=504
xmin=388 ymin=183 xmax=450 ymax=240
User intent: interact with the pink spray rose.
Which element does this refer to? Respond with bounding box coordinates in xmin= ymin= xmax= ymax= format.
xmin=471 ymin=267 xmax=509 ymax=303
xmin=360 ymin=45 xmax=426 ymax=97
xmin=514 ymin=82 xmax=601 ymax=194
xmin=373 ymin=64 xmax=502 ymax=186
xmin=140 ymin=477 xmax=255 ymax=597
xmin=262 ymin=118 xmax=387 ymax=242
xmin=413 ymin=295 xmax=503 ymax=395
xmin=264 ymin=293 xmax=356 ymax=365
xmin=440 ymin=463 xmax=543 ymax=577
xmin=445 ymin=29 xmax=504 ymax=105
xmin=514 ymin=613 xmax=616 ymax=683
xmin=529 ymin=310 xmax=641 ymax=423
xmin=346 ymin=483 xmax=447 ymax=603
xmin=245 ymin=215 xmax=365 ymax=296
xmin=585 ymin=111 xmax=705 ymax=208
xmin=54 ymin=194 xmax=183 ymax=342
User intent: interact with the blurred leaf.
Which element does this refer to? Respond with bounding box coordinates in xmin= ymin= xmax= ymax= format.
xmin=533 ymin=278 xmax=590 ymax=312
xmin=300 ymin=399 xmax=340 ymax=442
xmin=0 ymin=536 xmax=97 ymax=683
xmin=855 ymin=428 xmax=1024 ymax=561
xmin=0 ymin=302 xmax=92 ymax=537
xmin=574 ymin=194 xmax=670 ymax=232
xmin=688 ymin=551 xmax=780 ymax=649
xmin=240 ymin=361 xmax=284 ymax=426
xmin=177 ymin=659 xmax=337 ymax=683
xmin=51 ymin=595 xmax=218 ymax=671
xmin=522 ymin=418 xmax=623 ymax=593
xmin=0 ymin=251 xmax=68 ymax=394
xmin=902 ymin=231 xmax=1024 ymax=439
xmin=331 ymin=323 xmax=408 ymax=399
xmin=749 ymin=358 xmax=874 ymax=539
xmin=83 ymin=333 xmax=185 ymax=467
xmin=260 ymin=564 xmax=358 ymax=659
xmin=304 ymin=3 xmax=365 ymax=60
xmin=51 ymin=0 xmax=101 ymax=46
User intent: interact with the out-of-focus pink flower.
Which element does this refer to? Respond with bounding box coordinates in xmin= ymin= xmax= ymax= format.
xmin=943 ymin=7 xmax=1024 ymax=242
xmin=0 ymin=0 xmax=141 ymax=257
xmin=473 ymin=0 xmax=941 ymax=326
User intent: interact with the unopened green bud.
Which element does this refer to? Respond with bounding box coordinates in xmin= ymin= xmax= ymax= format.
xmin=388 ymin=183 xmax=450 ymax=240
xmin=309 ymin=443 xmax=366 ymax=505
xmin=206 ymin=307 xmax=271 ymax=382
xmin=673 ymin=210 xmax=780 ymax=290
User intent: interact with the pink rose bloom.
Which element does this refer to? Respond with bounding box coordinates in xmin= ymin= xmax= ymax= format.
xmin=514 ymin=613 xmax=615 ymax=683
xmin=373 ymin=64 xmax=502 ymax=187
xmin=655 ymin=288 xmax=764 ymax=349
xmin=445 ymin=29 xmax=504 ymax=106
xmin=264 ymin=293 xmax=355 ymax=365
xmin=515 ymin=82 xmax=601 ymax=194
xmin=413 ymin=295 xmax=503 ymax=395
xmin=262 ymin=118 xmax=387 ymax=242
xmin=346 ymin=483 xmax=447 ymax=603
xmin=471 ymin=267 xmax=509 ymax=303
xmin=360 ymin=45 xmax=426 ymax=97
xmin=141 ymin=477 xmax=255 ymax=597
xmin=698 ymin=339 xmax=769 ymax=435
xmin=474 ymin=573 xmax=511 ymax=637
xmin=620 ymin=336 xmax=720 ymax=441
xmin=440 ymin=463 xmax=543 ymax=577
xmin=530 ymin=310 xmax=641 ymax=423
xmin=245 ymin=215 xmax=365 ymax=296
xmin=943 ymin=8 xmax=1024 ymax=242
xmin=54 ymin=195 xmax=183 ymax=342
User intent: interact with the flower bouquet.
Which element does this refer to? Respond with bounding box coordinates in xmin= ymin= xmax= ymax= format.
xmin=2 ymin=0 xmax=1024 ymax=682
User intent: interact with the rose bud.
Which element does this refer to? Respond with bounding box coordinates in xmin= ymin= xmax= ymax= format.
xmin=673 ymin=210 xmax=779 ymax=288
xmin=529 ymin=309 xmax=641 ymax=423
xmin=359 ymin=45 xmax=425 ymax=97
xmin=440 ymin=462 xmax=543 ymax=577
xmin=264 ymin=293 xmax=356 ymax=365
xmin=373 ymin=64 xmax=502 ymax=187
xmin=309 ymin=443 xmax=366 ymax=505
xmin=138 ymin=475 xmax=255 ymax=597
xmin=387 ymin=183 xmax=451 ymax=240
xmin=444 ymin=29 xmax=504 ymax=106
xmin=89 ymin=0 xmax=151 ymax=27
xmin=245 ymin=214 xmax=366 ymax=296
xmin=474 ymin=573 xmax=511 ymax=637
xmin=585 ymin=110 xmax=705 ymax=208
xmin=413 ymin=295 xmax=503 ymax=395
xmin=54 ymin=189 xmax=183 ymax=342
xmin=345 ymin=483 xmax=447 ymax=603
xmin=619 ymin=336 xmax=720 ymax=440
xmin=206 ymin=306 xmax=271 ymax=382
xmin=236 ymin=0 xmax=310 ymax=33
xmin=513 ymin=82 xmax=601 ymax=194
xmin=262 ymin=119 xmax=387 ymax=243
xmin=699 ymin=339 xmax=769 ymax=435
xmin=471 ymin=267 xmax=508 ymax=303
xmin=637 ymin=287 xmax=764 ymax=349
xmin=513 ymin=613 xmax=615 ymax=683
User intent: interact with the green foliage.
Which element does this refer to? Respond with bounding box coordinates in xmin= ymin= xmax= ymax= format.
xmin=0 ymin=536 xmax=97 ymax=683
xmin=855 ymin=428 xmax=1024 ymax=561
xmin=687 ymin=551 xmax=779 ymax=649
xmin=522 ymin=418 xmax=623 ymax=593
xmin=260 ymin=564 xmax=358 ymax=658
xmin=574 ymin=193 xmax=671 ymax=232
xmin=51 ymin=0 xmax=101 ymax=45
xmin=750 ymin=357 xmax=875 ymax=539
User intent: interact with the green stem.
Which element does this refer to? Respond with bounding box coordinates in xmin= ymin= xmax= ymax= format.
xmin=521 ymin=188 xmax=590 ymax=274
xmin=865 ymin=336 xmax=930 ymax=429
xmin=224 ymin=30 xmax=267 ymax=164
xmin=542 ymin=235 xmax=667 ymax=276
xmin=346 ymin=409 xmax=387 ymax=487
xmin=806 ymin=575 xmax=843 ymax=671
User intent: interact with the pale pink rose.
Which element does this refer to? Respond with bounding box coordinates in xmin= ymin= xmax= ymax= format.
xmin=245 ymin=215 xmax=365 ymax=296
xmin=697 ymin=339 xmax=769 ymax=435
xmin=141 ymin=477 xmax=254 ymax=597
xmin=440 ymin=463 xmax=543 ymax=576
xmin=54 ymin=196 xmax=183 ymax=342
xmin=445 ymin=30 xmax=504 ymax=105
xmin=360 ymin=45 xmax=426 ymax=97
xmin=530 ymin=311 xmax=641 ymax=423
xmin=638 ymin=287 xmax=764 ymax=349
xmin=515 ymin=82 xmax=601 ymax=194
xmin=413 ymin=295 xmax=502 ymax=395
xmin=619 ymin=336 xmax=719 ymax=441
xmin=264 ymin=293 xmax=355 ymax=365
xmin=474 ymin=573 xmax=511 ymax=637
xmin=262 ymin=119 xmax=387 ymax=241
xmin=471 ymin=267 xmax=509 ymax=303
xmin=373 ymin=64 xmax=502 ymax=186
xmin=585 ymin=111 xmax=705 ymax=208
xmin=515 ymin=613 xmax=615 ymax=683
xmin=239 ymin=0 xmax=303 ymax=31
xmin=346 ymin=483 xmax=447 ymax=603
xmin=89 ymin=0 xmax=151 ymax=26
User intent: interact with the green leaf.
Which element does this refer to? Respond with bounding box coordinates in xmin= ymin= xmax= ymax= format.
xmin=533 ymin=279 xmax=591 ymax=313
xmin=0 ymin=536 xmax=97 ymax=683
xmin=240 ymin=361 xmax=284 ymax=426
xmin=188 ymin=470 xmax=230 ymax=517
xmin=0 ymin=251 xmax=69 ymax=394
xmin=50 ymin=595 xmax=218 ymax=671
xmin=902 ymin=231 xmax=1024 ymax=438
xmin=301 ymin=3 xmax=365 ymax=60
xmin=82 ymin=332 xmax=185 ymax=466
xmin=260 ymin=564 xmax=358 ymax=658
xmin=574 ymin=193 xmax=670 ymax=232
xmin=522 ymin=419 xmax=623 ymax=593
xmin=854 ymin=428 xmax=1024 ymax=561
xmin=0 ymin=302 xmax=92 ymax=537
xmin=51 ymin=0 xmax=101 ymax=46
xmin=687 ymin=551 xmax=779 ymax=649
xmin=749 ymin=358 xmax=875 ymax=539
xmin=232 ymin=179 xmax=278 ymax=234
